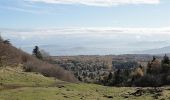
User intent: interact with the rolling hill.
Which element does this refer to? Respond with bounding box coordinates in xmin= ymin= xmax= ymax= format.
xmin=0 ymin=41 xmax=77 ymax=82
xmin=1 ymin=40 xmax=170 ymax=100
xmin=134 ymin=46 xmax=170 ymax=54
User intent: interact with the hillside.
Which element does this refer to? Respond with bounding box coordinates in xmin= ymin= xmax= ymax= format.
xmin=0 ymin=67 xmax=170 ymax=100
xmin=1 ymin=41 xmax=170 ymax=99
xmin=0 ymin=42 xmax=77 ymax=82
xmin=135 ymin=46 xmax=170 ymax=54
xmin=1 ymin=67 xmax=170 ymax=100
xmin=0 ymin=67 xmax=57 ymax=86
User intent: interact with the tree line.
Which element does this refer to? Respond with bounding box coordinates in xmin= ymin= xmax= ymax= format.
xmin=101 ymin=55 xmax=170 ymax=87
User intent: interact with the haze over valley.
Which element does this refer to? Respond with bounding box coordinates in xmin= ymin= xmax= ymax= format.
xmin=2 ymin=28 xmax=170 ymax=55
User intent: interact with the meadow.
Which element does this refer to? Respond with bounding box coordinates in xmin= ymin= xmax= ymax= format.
xmin=0 ymin=67 xmax=170 ymax=100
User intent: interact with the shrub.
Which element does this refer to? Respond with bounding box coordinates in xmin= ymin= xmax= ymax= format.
xmin=23 ymin=61 xmax=36 ymax=72
xmin=23 ymin=58 xmax=77 ymax=82
xmin=133 ymin=74 xmax=162 ymax=87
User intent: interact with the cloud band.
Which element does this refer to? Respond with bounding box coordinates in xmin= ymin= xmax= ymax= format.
xmin=27 ymin=0 xmax=160 ymax=7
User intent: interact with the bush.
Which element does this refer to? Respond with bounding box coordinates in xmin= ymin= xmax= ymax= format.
xmin=23 ymin=62 xmax=36 ymax=72
xmin=23 ymin=59 xmax=77 ymax=82
xmin=133 ymin=74 xmax=162 ymax=87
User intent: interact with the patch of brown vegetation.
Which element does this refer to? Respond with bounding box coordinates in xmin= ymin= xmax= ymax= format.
xmin=0 ymin=42 xmax=77 ymax=82
xmin=128 ymin=88 xmax=163 ymax=99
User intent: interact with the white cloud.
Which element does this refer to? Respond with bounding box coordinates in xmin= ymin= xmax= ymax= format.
xmin=27 ymin=0 xmax=160 ymax=7
xmin=1 ymin=27 xmax=170 ymax=39
xmin=0 ymin=6 xmax=43 ymax=14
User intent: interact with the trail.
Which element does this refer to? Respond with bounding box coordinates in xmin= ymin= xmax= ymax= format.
xmin=0 ymin=81 xmax=69 ymax=91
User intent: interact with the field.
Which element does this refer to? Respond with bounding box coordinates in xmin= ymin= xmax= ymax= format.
xmin=1 ymin=67 xmax=170 ymax=100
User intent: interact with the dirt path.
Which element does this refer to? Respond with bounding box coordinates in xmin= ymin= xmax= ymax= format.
xmin=0 ymin=81 xmax=69 ymax=91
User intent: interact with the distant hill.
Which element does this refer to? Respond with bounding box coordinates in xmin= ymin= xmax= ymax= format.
xmin=134 ymin=46 xmax=170 ymax=54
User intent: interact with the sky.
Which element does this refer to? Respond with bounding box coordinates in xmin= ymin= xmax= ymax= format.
xmin=0 ymin=0 xmax=170 ymax=28
xmin=0 ymin=0 xmax=170 ymax=55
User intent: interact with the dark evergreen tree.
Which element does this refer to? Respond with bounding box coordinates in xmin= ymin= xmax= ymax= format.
xmin=161 ymin=54 xmax=170 ymax=73
xmin=162 ymin=54 xmax=170 ymax=64
xmin=108 ymin=72 xmax=113 ymax=81
xmin=152 ymin=56 xmax=156 ymax=62
xmin=114 ymin=69 xmax=123 ymax=85
xmin=147 ymin=62 xmax=151 ymax=74
xmin=32 ymin=46 xmax=43 ymax=60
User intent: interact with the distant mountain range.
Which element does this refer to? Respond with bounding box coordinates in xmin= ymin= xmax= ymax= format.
xmin=23 ymin=44 xmax=170 ymax=56
xmin=135 ymin=46 xmax=170 ymax=54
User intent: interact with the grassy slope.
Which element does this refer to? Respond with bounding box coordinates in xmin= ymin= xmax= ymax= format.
xmin=0 ymin=67 xmax=170 ymax=100
xmin=0 ymin=67 xmax=56 ymax=86
xmin=0 ymin=43 xmax=77 ymax=82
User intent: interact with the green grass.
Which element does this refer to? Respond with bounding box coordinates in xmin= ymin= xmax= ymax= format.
xmin=0 ymin=83 xmax=131 ymax=100
xmin=0 ymin=67 xmax=170 ymax=100
xmin=0 ymin=67 xmax=57 ymax=86
xmin=1 ymin=83 xmax=170 ymax=100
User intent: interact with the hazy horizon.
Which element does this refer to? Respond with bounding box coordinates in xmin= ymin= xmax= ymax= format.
xmin=1 ymin=0 xmax=170 ymax=55
xmin=2 ymin=28 xmax=170 ymax=55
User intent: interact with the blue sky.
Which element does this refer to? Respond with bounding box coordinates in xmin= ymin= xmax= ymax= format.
xmin=1 ymin=0 xmax=170 ymax=55
xmin=0 ymin=0 xmax=170 ymax=28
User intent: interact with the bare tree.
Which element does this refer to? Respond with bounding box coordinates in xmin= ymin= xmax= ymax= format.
xmin=40 ymin=49 xmax=50 ymax=58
